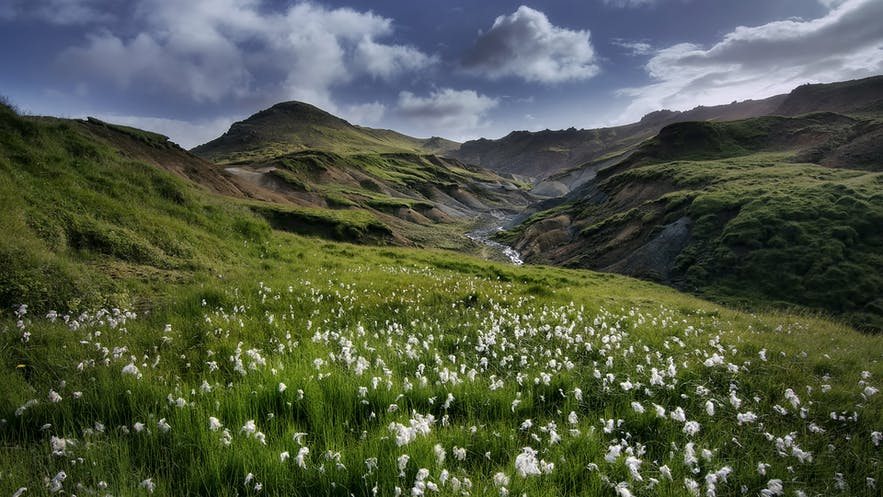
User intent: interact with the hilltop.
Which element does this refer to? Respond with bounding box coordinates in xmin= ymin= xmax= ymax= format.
xmin=192 ymin=101 xmax=459 ymax=163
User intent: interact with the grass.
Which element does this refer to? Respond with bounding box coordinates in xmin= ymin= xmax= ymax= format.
xmin=1 ymin=100 xmax=881 ymax=497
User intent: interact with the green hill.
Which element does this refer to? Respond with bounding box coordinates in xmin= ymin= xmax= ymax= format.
xmin=504 ymin=112 xmax=883 ymax=331
xmin=191 ymin=101 xmax=460 ymax=163
xmin=1 ymin=100 xmax=882 ymax=497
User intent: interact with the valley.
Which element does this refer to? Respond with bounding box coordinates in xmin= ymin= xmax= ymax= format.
xmin=1 ymin=75 xmax=881 ymax=497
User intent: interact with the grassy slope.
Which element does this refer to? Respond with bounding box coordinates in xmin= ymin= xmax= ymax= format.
xmin=1 ymin=100 xmax=882 ymax=497
xmin=506 ymin=113 xmax=883 ymax=331
xmin=0 ymin=105 xmax=398 ymax=313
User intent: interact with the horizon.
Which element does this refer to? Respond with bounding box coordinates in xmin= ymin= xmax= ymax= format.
xmin=2 ymin=0 xmax=882 ymax=148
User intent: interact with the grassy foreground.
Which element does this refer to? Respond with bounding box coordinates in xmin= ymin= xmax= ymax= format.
xmin=2 ymin=232 xmax=881 ymax=496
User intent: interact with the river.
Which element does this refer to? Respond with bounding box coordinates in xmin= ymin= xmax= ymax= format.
xmin=466 ymin=214 xmax=524 ymax=265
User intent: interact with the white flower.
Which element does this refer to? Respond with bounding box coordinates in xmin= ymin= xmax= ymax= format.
xmin=614 ymin=482 xmax=632 ymax=497
xmin=278 ymin=382 xmax=287 ymax=393
xmin=47 ymin=471 xmax=66 ymax=493
xmin=863 ymin=386 xmax=879 ymax=398
xmin=157 ymin=418 xmax=171 ymax=433
xmin=452 ymin=446 xmax=467 ymax=461
xmin=493 ymin=472 xmax=510 ymax=487
xmin=568 ymin=411 xmax=579 ymax=425
xmin=280 ymin=451 xmax=290 ymax=463
xmin=209 ymin=417 xmax=222 ymax=431
xmin=121 ymin=363 xmax=140 ymax=377
xmin=872 ymin=431 xmax=882 ymax=446
xmin=625 ymin=456 xmax=642 ymax=482
xmin=631 ymin=401 xmax=645 ymax=414
xmin=759 ymin=479 xmax=783 ymax=496
xmin=514 ymin=447 xmax=541 ymax=477
xmin=670 ymin=406 xmax=686 ymax=423
xmin=683 ymin=421 xmax=700 ymax=436
xmin=140 ymin=478 xmax=155 ymax=494
xmin=705 ymin=400 xmax=715 ymax=416
xmin=12 ymin=487 xmax=27 ymax=497
xmin=296 ymin=447 xmax=309 ymax=468
xmin=659 ymin=464 xmax=672 ymax=480
xmin=240 ymin=420 xmax=257 ymax=436
xmin=397 ymin=454 xmax=410 ymax=476
xmin=48 ymin=390 xmax=62 ymax=403
xmin=737 ymin=412 xmax=757 ymax=425
xmin=684 ymin=477 xmax=700 ymax=496
xmin=434 ymin=444 xmax=446 ymax=465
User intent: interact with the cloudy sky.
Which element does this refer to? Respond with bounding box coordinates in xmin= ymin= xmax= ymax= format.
xmin=2 ymin=0 xmax=882 ymax=147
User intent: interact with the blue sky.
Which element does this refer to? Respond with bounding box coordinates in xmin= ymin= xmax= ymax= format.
xmin=1 ymin=0 xmax=881 ymax=147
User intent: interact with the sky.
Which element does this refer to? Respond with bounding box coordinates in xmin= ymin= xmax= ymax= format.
xmin=1 ymin=0 xmax=882 ymax=148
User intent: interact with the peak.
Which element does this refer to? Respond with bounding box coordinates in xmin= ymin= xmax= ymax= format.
xmin=245 ymin=101 xmax=350 ymax=126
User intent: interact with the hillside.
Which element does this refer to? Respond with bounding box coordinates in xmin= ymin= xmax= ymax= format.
xmin=454 ymin=75 xmax=883 ymax=182
xmin=504 ymin=113 xmax=883 ymax=331
xmin=2 ymin=99 xmax=882 ymax=497
xmin=192 ymin=101 xmax=459 ymax=163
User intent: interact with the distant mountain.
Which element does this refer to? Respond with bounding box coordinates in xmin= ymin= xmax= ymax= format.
xmin=453 ymin=75 xmax=883 ymax=182
xmin=192 ymin=101 xmax=459 ymax=163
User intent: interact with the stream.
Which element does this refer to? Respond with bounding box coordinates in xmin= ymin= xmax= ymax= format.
xmin=466 ymin=213 xmax=524 ymax=265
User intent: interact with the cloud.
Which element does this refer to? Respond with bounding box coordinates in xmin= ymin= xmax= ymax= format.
xmin=344 ymin=102 xmax=386 ymax=126
xmin=463 ymin=6 xmax=599 ymax=84
xmin=612 ymin=40 xmax=653 ymax=56
xmin=618 ymin=0 xmax=883 ymax=121
xmin=91 ymin=113 xmax=235 ymax=149
xmin=396 ymin=88 xmax=498 ymax=135
xmin=58 ymin=0 xmax=436 ymax=109
xmin=1 ymin=0 xmax=115 ymax=25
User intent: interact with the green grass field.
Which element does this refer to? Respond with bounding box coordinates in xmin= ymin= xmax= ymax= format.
xmin=1 ymin=101 xmax=881 ymax=497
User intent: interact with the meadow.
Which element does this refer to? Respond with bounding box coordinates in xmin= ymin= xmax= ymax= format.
xmin=2 ymin=232 xmax=881 ymax=496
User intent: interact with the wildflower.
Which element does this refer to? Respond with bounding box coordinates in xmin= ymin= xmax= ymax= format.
xmin=737 ymin=412 xmax=757 ymax=425
xmin=296 ymin=447 xmax=309 ymax=468
xmin=757 ymin=462 xmax=769 ymax=476
xmin=280 ymin=451 xmax=290 ymax=463
xmin=12 ymin=488 xmax=27 ymax=497
xmin=520 ymin=419 xmax=533 ymax=431
xmin=614 ymin=482 xmax=632 ymax=497
xmin=141 ymin=478 xmax=155 ymax=494
xmin=631 ymin=401 xmax=645 ymax=414
xmin=48 ymin=390 xmax=62 ymax=403
xmin=293 ymin=432 xmax=308 ymax=445
xmin=452 ymin=446 xmax=466 ymax=461
xmin=133 ymin=422 xmax=146 ymax=433
xmin=514 ymin=447 xmax=541 ymax=477
xmin=493 ymin=472 xmax=510 ymax=487
xmin=759 ymin=479 xmax=783 ymax=496
xmin=659 ymin=465 xmax=672 ymax=480
xmin=240 ymin=420 xmax=257 ymax=436
xmin=434 ymin=444 xmax=446 ymax=465
xmin=863 ymin=386 xmax=879 ymax=398
xmin=684 ymin=477 xmax=700 ymax=496
xmin=705 ymin=400 xmax=715 ymax=416
xmin=157 ymin=418 xmax=171 ymax=433
xmin=872 ymin=431 xmax=882 ymax=446
xmin=684 ymin=443 xmax=698 ymax=466
xmin=397 ymin=454 xmax=410 ymax=476
xmin=568 ymin=411 xmax=579 ymax=425
xmin=683 ymin=421 xmax=700 ymax=437
xmin=278 ymin=382 xmax=287 ymax=393
xmin=654 ymin=404 xmax=666 ymax=418
xmin=209 ymin=417 xmax=222 ymax=431
xmin=670 ymin=406 xmax=686 ymax=423
xmin=121 ymin=363 xmax=141 ymax=378
xmin=47 ymin=471 xmax=66 ymax=493
xmin=625 ymin=456 xmax=642 ymax=482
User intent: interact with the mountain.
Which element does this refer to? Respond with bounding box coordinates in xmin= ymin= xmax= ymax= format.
xmin=453 ymin=75 xmax=883 ymax=183
xmin=451 ymin=94 xmax=786 ymax=181
xmin=192 ymin=101 xmax=534 ymax=253
xmin=192 ymin=101 xmax=459 ymax=163
xmin=502 ymin=79 xmax=883 ymax=330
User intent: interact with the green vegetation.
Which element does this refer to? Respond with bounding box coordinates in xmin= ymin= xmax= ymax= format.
xmin=1 ymin=91 xmax=881 ymax=497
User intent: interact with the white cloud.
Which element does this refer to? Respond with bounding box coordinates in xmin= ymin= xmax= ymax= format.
xmin=58 ymin=0 xmax=436 ymax=108
xmin=463 ymin=6 xmax=599 ymax=84
xmin=396 ymin=88 xmax=498 ymax=135
xmin=618 ymin=0 xmax=883 ymax=121
xmin=612 ymin=40 xmax=653 ymax=56
xmin=90 ymin=113 xmax=235 ymax=149
xmin=344 ymin=102 xmax=387 ymax=126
